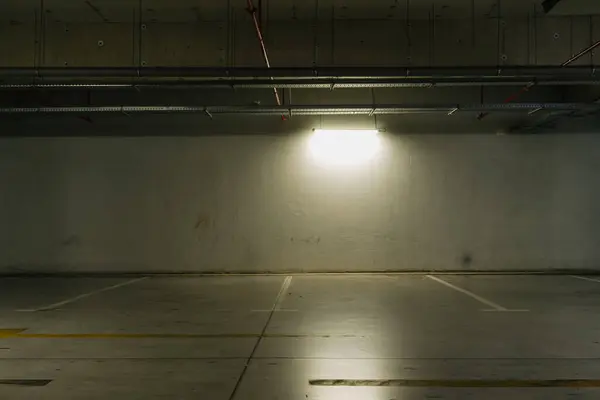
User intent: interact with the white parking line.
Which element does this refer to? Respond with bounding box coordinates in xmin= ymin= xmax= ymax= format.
xmin=426 ymin=275 xmax=528 ymax=312
xmin=16 ymin=277 xmax=148 ymax=312
xmin=248 ymin=277 xmax=297 ymax=312
xmin=571 ymin=275 xmax=600 ymax=284
xmin=272 ymin=276 xmax=293 ymax=312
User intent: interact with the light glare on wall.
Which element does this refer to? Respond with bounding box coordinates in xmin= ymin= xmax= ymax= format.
xmin=309 ymin=129 xmax=381 ymax=166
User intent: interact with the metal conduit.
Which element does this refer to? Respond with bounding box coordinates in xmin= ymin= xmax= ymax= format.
xmin=1 ymin=67 xmax=597 ymax=89
xmin=2 ymin=77 xmax=600 ymax=89
xmin=0 ymin=66 xmax=597 ymax=79
xmin=0 ymin=103 xmax=591 ymax=115
xmin=478 ymin=40 xmax=600 ymax=120
xmin=245 ymin=0 xmax=281 ymax=107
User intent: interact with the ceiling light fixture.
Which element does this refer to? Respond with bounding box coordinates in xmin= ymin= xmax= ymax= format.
xmin=308 ymin=129 xmax=381 ymax=166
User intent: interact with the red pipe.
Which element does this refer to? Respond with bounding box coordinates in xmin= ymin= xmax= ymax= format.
xmin=246 ymin=0 xmax=282 ymax=108
xmin=478 ymin=39 xmax=600 ymax=120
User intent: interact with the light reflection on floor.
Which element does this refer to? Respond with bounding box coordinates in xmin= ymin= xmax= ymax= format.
xmin=1 ymin=274 xmax=600 ymax=399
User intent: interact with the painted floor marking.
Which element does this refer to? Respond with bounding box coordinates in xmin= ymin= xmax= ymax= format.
xmin=227 ymin=275 xmax=294 ymax=400
xmin=0 ymin=330 xmax=363 ymax=340
xmin=16 ymin=277 xmax=148 ymax=312
xmin=0 ymin=329 xmax=26 ymax=335
xmin=309 ymin=379 xmax=600 ymax=387
xmin=0 ymin=379 xmax=52 ymax=387
xmin=571 ymin=275 xmax=600 ymax=284
xmin=426 ymin=275 xmax=527 ymax=312
xmin=272 ymin=276 xmax=293 ymax=312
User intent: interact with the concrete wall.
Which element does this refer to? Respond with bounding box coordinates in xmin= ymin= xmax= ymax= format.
xmin=1 ymin=120 xmax=599 ymax=273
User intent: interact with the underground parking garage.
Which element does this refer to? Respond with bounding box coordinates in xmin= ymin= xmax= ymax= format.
xmin=2 ymin=0 xmax=600 ymax=399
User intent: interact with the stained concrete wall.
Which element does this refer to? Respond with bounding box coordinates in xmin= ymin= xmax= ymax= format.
xmin=1 ymin=119 xmax=599 ymax=273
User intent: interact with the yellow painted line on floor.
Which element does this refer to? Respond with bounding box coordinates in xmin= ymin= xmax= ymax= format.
xmin=12 ymin=333 xmax=261 ymax=339
xmin=0 ymin=331 xmax=257 ymax=339
xmin=309 ymin=379 xmax=600 ymax=388
xmin=0 ymin=330 xmax=363 ymax=340
xmin=0 ymin=329 xmax=27 ymax=336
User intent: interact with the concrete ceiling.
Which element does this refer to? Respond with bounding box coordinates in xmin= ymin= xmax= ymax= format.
xmin=544 ymin=0 xmax=600 ymax=15
xmin=1 ymin=0 xmax=598 ymax=134
xmin=1 ymin=0 xmax=548 ymax=22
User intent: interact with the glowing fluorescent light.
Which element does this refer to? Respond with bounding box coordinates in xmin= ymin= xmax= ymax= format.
xmin=309 ymin=129 xmax=381 ymax=166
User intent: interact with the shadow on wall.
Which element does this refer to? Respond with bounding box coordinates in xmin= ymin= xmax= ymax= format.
xmin=0 ymin=112 xmax=550 ymax=137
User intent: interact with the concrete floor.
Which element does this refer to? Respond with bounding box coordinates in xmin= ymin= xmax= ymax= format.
xmin=1 ymin=274 xmax=600 ymax=399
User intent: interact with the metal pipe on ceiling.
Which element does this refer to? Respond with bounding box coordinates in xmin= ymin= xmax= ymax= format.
xmin=561 ymin=40 xmax=600 ymax=67
xmin=477 ymin=40 xmax=600 ymax=120
xmin=0 ymin=103 xmax=591 ymax=115
xmin=2 ymin=76 xmax=600 ymax=89
xmin=245 ymin=0 xmax=282 ymax=108
xmin=1 ymin=69 xmax=599 ymax=90
xmin=0 ymin=66 xmax=596 ymax=79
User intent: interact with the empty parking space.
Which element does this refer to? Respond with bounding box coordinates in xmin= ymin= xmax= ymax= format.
xmin=2 ymin=274 xmax=600 ymax=399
